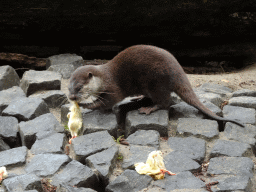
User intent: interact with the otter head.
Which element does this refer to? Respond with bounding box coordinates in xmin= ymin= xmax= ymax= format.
xmin=68 ymin=66 xmax=104 ymax=103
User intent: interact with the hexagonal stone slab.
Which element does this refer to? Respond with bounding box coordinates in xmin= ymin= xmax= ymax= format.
xmin=177 ymin=118 xmax=219 ymax=140
xmin=126 ymin=130 xmax=160 ymax=149
xmin=168 ymin=137 xmax=206 ymax=163
xmin=25 ymin=154 xmax=71 ymax=177
xmin=30 ymin=133 xmax=67 ymax=155
xmin=105 ymin=169 xmax=152 ymax=192
xmin=153 ymin=171 xmax=205 ymax=191
xmin=122 ymin=145 xmax=157 ymax=169
xmin=20 ymin=70 xmax=62 ymax=96
xmin=2 ymin=97 xmax=49 ymax=121
xmin=2 ymin=174 xmax=42 ymax=191
xmin=0 ymin=86 xmax=26 ymax=113
xmin=224 ymin=123 xmax=256 ymax=147
xmin=196 ymin=92 xmax=223 ymax=107
xmin=207 ymin=157 xmax=254 ymax=178
xmin=0 ymin=146 xmax=27 ymax=168
xmin=86 ymin=146 xmax=119 ymax=186
xmin=165 ymin=151 xmax=201 ymax=173
xmin=19 ymin=113 xmax=64 ymax=149
xmin=46 ymin=53 xmax=83 ymax=69
xmin=232 ymin=89 xmax=256 ymax=97
xmin=199 ymin=83 xmax=232 ymax=97
xmin=51 ymin=160 xmax=100 ymax=191
xmin=169 ymin=102 xmax=204 ymax=119
xmin=125 ymin=110 xmax=168 ymax=137
xmin=48 ymin=64 xmax=75 ymax=79
xmin=57 ymin=184 xmax=97 ymax=192
xmin=0 ymin=116 xmax=19 ymax=146
xmin=29 ymin=90 xmax=68 ymax=108
xmin=82 ymin=110 xmax=117 ymax=136
xmin=210 ymin=139 xmax=253 ymax=158
xmin=71 ymin=131 xmax=116 ymax=163
xmin=0 ymin=65 xmax=20 ymax=91
xmin=209 ymin=174 xmax=252 ymax=191
xmin=229 ymin=96 xmax=256 ymax=109
xmin=223 ymin=105 xmax=255 ymax=124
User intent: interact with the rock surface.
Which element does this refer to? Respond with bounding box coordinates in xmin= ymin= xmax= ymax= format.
xmin=0 ymin=65 xmax=20 ymax=91
xmin=20 ymin=70 xmax=62 ymax=96
xmin=1 ymin=66 xmax=256 ymax=192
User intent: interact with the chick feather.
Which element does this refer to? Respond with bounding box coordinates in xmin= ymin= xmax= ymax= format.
xmin=135 ymin=151 xmax=176 ymax=180
xmin=67 ymin=101 xmax=83 ymax=143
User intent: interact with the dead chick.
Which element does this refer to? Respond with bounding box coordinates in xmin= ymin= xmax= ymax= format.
xmin=67 ymin=101 xmax=83 ymax=144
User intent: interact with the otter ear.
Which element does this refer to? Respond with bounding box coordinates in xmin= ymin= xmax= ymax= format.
xmin=88 ymin=72 xmax=93 ymax=79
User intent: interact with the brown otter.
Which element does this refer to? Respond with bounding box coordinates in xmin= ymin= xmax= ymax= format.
xmin=68 ymin=45 xmax=244 ymax=127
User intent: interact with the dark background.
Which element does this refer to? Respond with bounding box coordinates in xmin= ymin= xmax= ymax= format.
xmin=1 ymin=0 xmax=256 ymax=69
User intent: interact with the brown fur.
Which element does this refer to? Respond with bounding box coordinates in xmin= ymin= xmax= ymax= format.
xmin=69 ymin=45 xmax=244 ymax=127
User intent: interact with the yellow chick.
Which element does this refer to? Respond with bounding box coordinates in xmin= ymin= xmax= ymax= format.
xmin=67 ymin=101 xmax=83 ymax=144
xmin=0 ymin=166 xmax=8 ymax=183
xmin=135 ymin=151 xmax=176 ymax=180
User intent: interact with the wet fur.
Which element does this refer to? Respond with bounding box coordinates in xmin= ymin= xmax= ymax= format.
xmin=69 ymin=45 xmax=244 ymax=127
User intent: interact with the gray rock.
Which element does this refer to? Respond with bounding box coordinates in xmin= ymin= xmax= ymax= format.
xmin=169 ymin=102 xmax=204 ymax=119
xmin=82 ymin=110 xmax=118 ymax=137
xmin=196 ymin=92 xmax=223 ymax=107
xmin=31 ymin=133 xmax=67 ymax=155
xmin=2 ymin=174 xmax=42 ymax=191
xmin=207 ymin=157 xmax=254 ymax=178
xmin=0 ymin=138 xmax=10 ymax=151
xmin=61 ymin=103 xmax=92 ymax=124
xmin=46 ymin=53 xmax=83 ymax=69
xmin=122 ymin=145 xmax=157 ymax=169
xmin=223 ymin=105 xmax=255 ymax=124
xmin=52 ymin=160 xmax=100 ymax=191
xmin=20 ymin=70 xmax=62 ymax=96
xmin=71 ymin=131 xmax=116 ymax=163
xmin=209 ymin=175 xmax=252 ymax=192
xmin=224 ymin=122 xmax=256 ymax=147
xmin=86 ymin=146 xmax=119 ymax=186
xmin=2 ymin=97 xmax=49 ymax=121
xmin=105 ymin=169 xmax=152 ymax=192
xmin=48 ymin=64 xmax=75 ymax=79
xmin=0 ymin=86 xmax=26 ymax=113
xmin=232 ymin=89 xmax=256 ymax=97
xmin=0 ymin=116 xmax=19 ymax=146
xmin=57 ymin=184 xmax=97 ymax=192
xmin=199 ymin=99 xmax=223 ymax=116
xmin=25 ymin=154 xmax=71 ymax=177
xmin=19 ymin=113 xmax=64 ymax=149
xmin=229 ymin=96 xmax=256 ymax=109
xmin=0 ymin=146 xmax=27 ymax=168
xmin=0 ymin=65 xmax=20 ymax=91
xmin=210 ymin=139 xmax=253 ymax=158
xmin=125 ymin=110 xmax=168 ymax=137
xmin=126 ymin=130 xmax=160 ymax=149
xmin=153 ymin=171 xmax=205 ymax=191
xmin=29 ymin=90 xmax=68 ymax=108
xmin=165 ymin=151 xmax=201 ymax=173
xmin=177 ymin=118 xmax=219 ymax=140
xmin=199 ymin=83 xmax=232 ymax=97
xmin=168 ymin=137 xmax=206 ymax=163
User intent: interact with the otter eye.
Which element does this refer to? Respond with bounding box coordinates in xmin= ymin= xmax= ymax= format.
xmin=88 ymin=73 xmax=93 ymax=79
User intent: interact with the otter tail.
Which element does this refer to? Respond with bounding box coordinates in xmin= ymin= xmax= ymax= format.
xmin=175 ymin=85 xmax=244 ymax=127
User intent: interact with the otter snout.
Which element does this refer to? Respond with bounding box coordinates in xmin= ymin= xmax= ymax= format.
xmin=69 ymin=94 xmax=79 ymax=101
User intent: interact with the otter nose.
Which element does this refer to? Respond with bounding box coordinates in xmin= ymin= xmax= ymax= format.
xmin=69 ymin=94 xmax=78 ymax=101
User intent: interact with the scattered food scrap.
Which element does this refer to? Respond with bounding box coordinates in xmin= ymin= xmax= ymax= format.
xmin=0 ymin=167 xmax=8 ymax=183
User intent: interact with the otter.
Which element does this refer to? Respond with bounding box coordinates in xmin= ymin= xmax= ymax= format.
xmin=68 ymin=45 xmax=244 ymax=127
